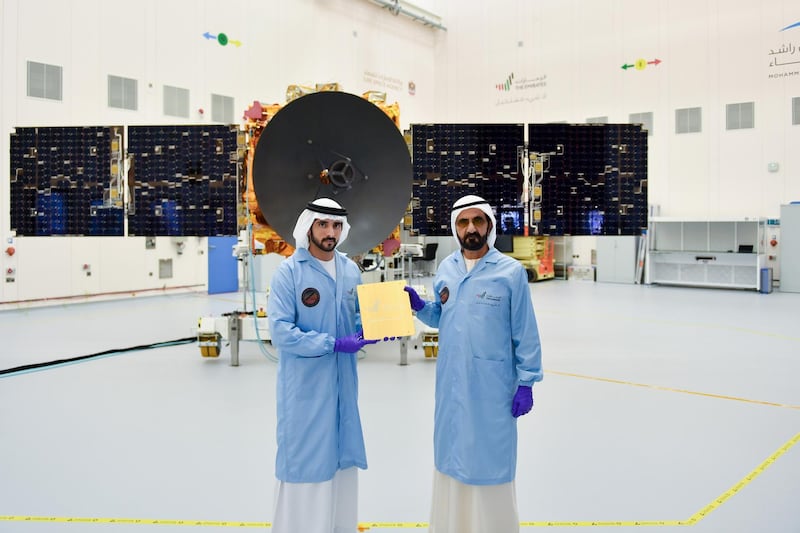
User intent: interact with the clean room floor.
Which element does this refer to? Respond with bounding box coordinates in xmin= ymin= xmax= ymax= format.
xmin=1 ymin=279 xmax=799 ymax=533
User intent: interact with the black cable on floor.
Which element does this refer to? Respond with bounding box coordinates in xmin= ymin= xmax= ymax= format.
xmin=0 ymin=336 xmax=197 ymax=377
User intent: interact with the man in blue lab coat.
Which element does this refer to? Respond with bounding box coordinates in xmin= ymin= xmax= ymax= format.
xmin=406 ymin=194 xmax=544 ymax=533
xmin=268 ymin=197 xmax=377 ymax=533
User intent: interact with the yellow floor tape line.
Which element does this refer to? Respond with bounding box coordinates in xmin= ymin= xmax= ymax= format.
xmin=519 ymin=521 xmax=685 ymax=527
xmin=548 ymin=370 xmax=800 ymax=410
xmin=0 ymin=517 xmax=270 ymax=527
xmin=2 ymin=434 xmax=796 ymax=528
xmin=685 ymin=431 xmax=800 ymax=525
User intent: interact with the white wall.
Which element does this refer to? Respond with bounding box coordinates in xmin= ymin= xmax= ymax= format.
xmin=2 ymin=236 xmax=208 ymax=303
xmin=432 ymin=0 xmax=800 ymax=217
xmin=0 ymin=0 xmax=438 ymax=304
xmin=2 ymin=0 xmax=800 ymax=304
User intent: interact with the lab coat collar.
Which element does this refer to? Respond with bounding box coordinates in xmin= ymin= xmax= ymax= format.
xmin=451 ymin=247 xmax=501 ymax=275
xmin=294 ymin=247 xmax=343 ymax=279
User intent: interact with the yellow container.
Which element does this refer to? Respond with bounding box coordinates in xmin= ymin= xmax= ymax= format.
xmin=422 ymin=333 xmax=439 ymax=358
xmin=199 ymin=333 xmax=221 ymax=357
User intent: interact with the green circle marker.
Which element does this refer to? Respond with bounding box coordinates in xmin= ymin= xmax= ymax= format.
xmin=217 ymin=33 xmax=228 ymax=46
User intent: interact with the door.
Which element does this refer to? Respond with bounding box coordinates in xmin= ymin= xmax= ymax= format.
xmin=208 ymin=236 xmax=238 ymax=294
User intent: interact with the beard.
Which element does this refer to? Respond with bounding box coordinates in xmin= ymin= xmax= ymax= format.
xmin=309 ymin=234 xmax=338 ymax=252
xmin=459 ymin=231 xmax=489 ymax=251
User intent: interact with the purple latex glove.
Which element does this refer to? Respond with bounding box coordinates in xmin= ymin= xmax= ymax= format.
xmin=404 ymin=286 xmax=426 ymax=312
xmin=511 ymin=385 xmax=533 ymax=417
xmin=334 ymin=330 xmax=378 ymax=353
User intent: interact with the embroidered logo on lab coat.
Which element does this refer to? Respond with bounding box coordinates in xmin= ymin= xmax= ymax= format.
xmin=476 ymin=290 xmax=502 ymax=307
xmin=301 ymin=287 xmax=321 ymax=307
xmin=439 ymin=287 xmax=450 ymax=304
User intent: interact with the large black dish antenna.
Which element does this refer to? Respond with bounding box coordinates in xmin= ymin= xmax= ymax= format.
xmin=251 ymin=91 xmax=412 ymax=256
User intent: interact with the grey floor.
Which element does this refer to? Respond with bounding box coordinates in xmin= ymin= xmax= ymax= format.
xmin=1 ymin=279 xmax=799 ymax=532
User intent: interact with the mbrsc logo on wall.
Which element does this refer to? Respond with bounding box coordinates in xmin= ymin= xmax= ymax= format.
xmin=768 ymin=21 xmax=800 ymax=79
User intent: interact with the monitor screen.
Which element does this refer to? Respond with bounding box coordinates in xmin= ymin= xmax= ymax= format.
xmin=498 ymin=208 xmax=524 ymax=235
xmin=585 ymin=209 xmax=605 ymax=235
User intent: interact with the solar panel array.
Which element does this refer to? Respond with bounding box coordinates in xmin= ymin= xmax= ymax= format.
xmin=10 ymin=126 xmax=124 ymax=236
xmin=127 ymin=125 xmax=239 ymax=236
xmin=9 ymin=125 xmax=240 ymax=237
xmin=409 ymin=123 xmax=647 ymax=237
xmin=410 ymin=124 xmax=524 ymax=236
xmin=528 ymin=123 xmax=648 ymax=236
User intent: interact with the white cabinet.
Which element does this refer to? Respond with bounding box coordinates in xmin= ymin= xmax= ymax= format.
xmin=646 ymin=218 xmax=766 ymax=290
xmin=779 ymin=205 xmax=800 ymax=293
xmin=596 ymin=236 xmax=638 ymax=283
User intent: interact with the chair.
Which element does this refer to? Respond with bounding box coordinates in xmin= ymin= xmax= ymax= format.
xmin=415 ymin=243 xmax=439 ymax=277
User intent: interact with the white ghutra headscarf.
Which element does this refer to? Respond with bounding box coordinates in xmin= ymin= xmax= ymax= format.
xmin=450 ymin=194 xmax=497 ymax=248
xmin=292 ymin=197 xmax=351 ymax=249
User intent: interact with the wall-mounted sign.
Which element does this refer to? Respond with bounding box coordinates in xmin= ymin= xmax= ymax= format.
xmin=203 ymin=32 xmax=241 ymax=47
xmin=621 ymin=58 xmax=661 ymax=71
xmin=767 ymin=22 xmax=800 ymax=78
xmin=493 ymin=72 xmax=548 ymax=106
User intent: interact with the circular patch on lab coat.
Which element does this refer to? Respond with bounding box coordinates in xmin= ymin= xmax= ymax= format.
xmin=439 ymin=286 xmax=450 ymax=304
xmin=301 ymin=287 xmax=321 ymax=307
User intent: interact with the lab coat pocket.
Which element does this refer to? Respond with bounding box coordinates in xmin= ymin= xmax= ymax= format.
xmin=291 ymin=354 xmax=337 ymax=404
xmin=470 ymin=357 xmax=513 ymax=405
xmin=468 ymin=301 xmax=510 ymax=362
xmin=467 ymin=357 xmax=515 ymax=481
xmin=287 ymin=355 xmax=338 ymax=458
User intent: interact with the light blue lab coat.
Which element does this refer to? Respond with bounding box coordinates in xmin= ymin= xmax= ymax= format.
xmin=267 ymin=247 xmax=367 ymax=483
xmin=415 ymin=247 xmax=543 ymax=485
